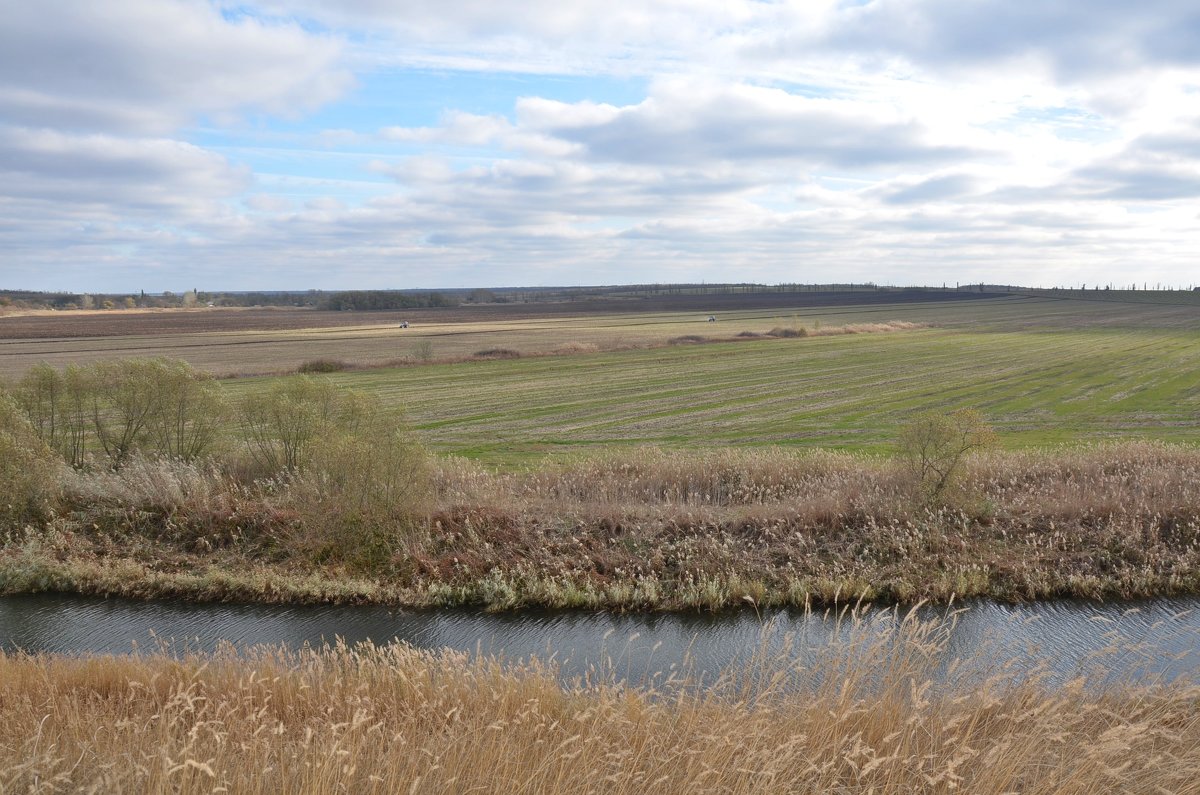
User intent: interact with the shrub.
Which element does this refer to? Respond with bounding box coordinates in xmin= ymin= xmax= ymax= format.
xmin=236 ymin=377 xmax=435 ymax=567
xmin=86 ymin=359 xmax=162 ymax=466
xmin=766 ymin=326 xmax=807 ymax=338
xmin=0 ymin=393 xmax=61 ymax=526
xmin=290 ymin=424 xmax=431 ymax=569
xmin=473 ymin=348 xmax=521 ymax=359
xmin=239 ymin=376 xmax=341 ymax=473
xmin=412 ymin=340 xmax=434 ymax=362
xmin=668 ymin=335 xmax=708 ymax=345
xmin=297 ymin=359 xmax=349 ymax=374
xmin=897 ymin=408 xmax=996 ymax=504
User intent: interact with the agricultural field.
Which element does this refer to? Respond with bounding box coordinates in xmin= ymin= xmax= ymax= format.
xmin=0 ymin=289 xmax=1002 ymax=377
xmin=3 ymin=290 xmax=1199 ymax=462
xmin=340 ymin=320 xmax=1200 ymax=460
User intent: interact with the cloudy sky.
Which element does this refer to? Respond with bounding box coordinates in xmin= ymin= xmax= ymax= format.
xmin=3 ymin=1 xmax=1200 ymax=292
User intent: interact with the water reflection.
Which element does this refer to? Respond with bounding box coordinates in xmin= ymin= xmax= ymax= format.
xmin=2 ymin=594 xmax=1198 ymax=688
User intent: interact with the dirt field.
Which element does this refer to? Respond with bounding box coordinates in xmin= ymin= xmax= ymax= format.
xmin=0 ymin=289 xmax=1001 ymax=339
xmin=1 ymin=290 xmax=1196 ymax=389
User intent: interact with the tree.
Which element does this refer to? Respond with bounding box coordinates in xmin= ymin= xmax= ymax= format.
xmin=239 ymin=376 xmax=341 ymax=473
xmin=16 ymin=358 xmax=226 ymax=467
xmin=897 ymin=409 xmax=996 ymax=504
xmin=141 ymin=359 xmax=227 ymax=461
xmin=0 ymin=392 xmax=61 ymax=526
xmin=14 ymin=363 xmax=91 ymax=468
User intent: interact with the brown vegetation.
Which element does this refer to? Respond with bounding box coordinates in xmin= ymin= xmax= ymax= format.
xmin=4 ymin=440 xmax=1200 ymax=610
xmin=296 ymin=358 xmax=349 ymax=373
xmin=473 ymin=347 xmax=522 ymax=359
xmin=2 ymin=610 xmax=1199 ymax=793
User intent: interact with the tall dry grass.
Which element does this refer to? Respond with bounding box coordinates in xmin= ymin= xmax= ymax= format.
xmin=435 ymin=440 xmax=1200 ymax=520
xmin=2 ymin=609 xmax=1199 ymax=793
xmin=8 ymin=440 xmax=1197 ymax=610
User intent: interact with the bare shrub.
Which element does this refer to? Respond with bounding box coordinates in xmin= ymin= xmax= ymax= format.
xmin=898 ymin=408 xmax=996 ymax=504
xmin=412 ymin=339 xmax=434 ymax=362
xmin=668 ymin=335 xmax=708 ymax=344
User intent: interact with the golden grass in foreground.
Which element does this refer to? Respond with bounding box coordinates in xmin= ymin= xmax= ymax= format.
xmin=3 ymin=611 xmax=1199 ymax=794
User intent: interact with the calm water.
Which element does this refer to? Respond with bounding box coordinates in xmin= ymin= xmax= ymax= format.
xmin=2 ymin=593 xmax=1199 ymax=688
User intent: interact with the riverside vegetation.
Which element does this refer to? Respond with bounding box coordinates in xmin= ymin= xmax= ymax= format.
xmin=5 ymin=607 xmax=1200 ymax=794
xmin=2 ymin=357 xmax=1200 ymax=610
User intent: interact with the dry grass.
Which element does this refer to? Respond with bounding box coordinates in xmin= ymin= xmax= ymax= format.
xmin=552 ymin=341 xmax=599 ymax=354
xmin=5 ymin=441 xmax=1200 ymax=610
xmin=2 ymin=609 xmax=1199 ymax=793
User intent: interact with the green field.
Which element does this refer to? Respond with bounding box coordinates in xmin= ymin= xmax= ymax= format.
xmin=213 ymin=295 xmax=1200 ymax=462
xmin=6 ymin=292 xmax=1199 ymax=462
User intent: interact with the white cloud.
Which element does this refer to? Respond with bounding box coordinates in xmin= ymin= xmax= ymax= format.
xmin=0 ymin=126 xmax=248 ymax=212
xmin=381 ymin=111 xmax=513 ymax=147
xmin=4 ymin=0 xmax=1200 ymax=291
xmin=515 ymin=80 xmax=975 ymax=170
xmin=0 ymin=0 xmax=351 ymax=133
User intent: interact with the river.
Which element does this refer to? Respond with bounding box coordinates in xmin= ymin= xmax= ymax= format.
xmin=3 ymin=593 xmax=1198 ymax=688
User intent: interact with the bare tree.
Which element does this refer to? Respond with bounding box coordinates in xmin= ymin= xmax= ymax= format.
xmin=897 ymin=409 xmax=996 ymax=504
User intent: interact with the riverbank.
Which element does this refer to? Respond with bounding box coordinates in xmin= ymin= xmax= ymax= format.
xmin=3 ymin=609 xmax=1199 ymax=793
xmin=3 ymin=442 xmax=1199 ymax=611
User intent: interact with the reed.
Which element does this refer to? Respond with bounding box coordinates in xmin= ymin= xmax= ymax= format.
xmin=2 ymin=609 xmax=1198 ymax=793
xmin=4 ymin=441 xmax=1200 ymax=610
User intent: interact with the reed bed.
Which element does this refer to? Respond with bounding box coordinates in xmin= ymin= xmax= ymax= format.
xmin=2 ymin=609 xmax=1199 ymax=793
xmin=3 ymin=441 xmax=1200 ymax=610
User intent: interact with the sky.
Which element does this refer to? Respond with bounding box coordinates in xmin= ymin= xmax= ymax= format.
xmin=3 ymin=1 xmax=1200 ymax=292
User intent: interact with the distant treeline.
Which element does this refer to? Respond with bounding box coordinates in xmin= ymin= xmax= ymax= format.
xmin=320 ymin=290 xmax=458 ymax=310
xmin=7 ymin=282 xmax=1198 ymax=314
